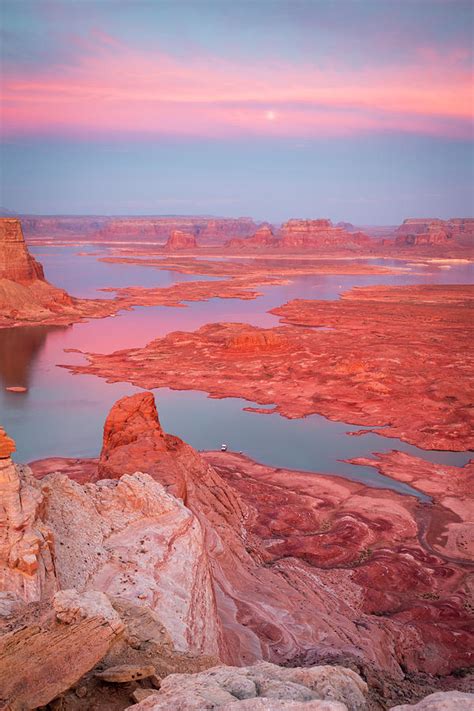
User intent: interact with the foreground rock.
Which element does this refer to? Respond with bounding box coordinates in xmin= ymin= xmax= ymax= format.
xmin=2 ymin=402 xmax=473 ymax=707
xmin=125 ymin=661 xmax=368 ymax=710
xmin=29 ymin=394 xmax=474 ymax=683
xmin=66 ymin=284 xmax=474 ymax=451
xmin=391 ymin=692 xmax=474 ymax=710
xmin=0 ymin=589 xmax=124 ymax=709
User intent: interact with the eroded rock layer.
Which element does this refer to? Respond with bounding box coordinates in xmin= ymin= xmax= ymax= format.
xmin=65 ymin=284 xmax=474 ymax=451
xmin=165 ymin=230 xmax=198 ymax=250
xmin=29 ymin=394 xmax=474 ymax=680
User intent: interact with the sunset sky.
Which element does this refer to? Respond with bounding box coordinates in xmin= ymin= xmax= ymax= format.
xmin=1 ymin=0 xmax=473 ymax=222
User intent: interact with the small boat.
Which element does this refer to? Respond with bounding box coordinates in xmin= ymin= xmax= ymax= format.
xmin=221 ymin=444 xmax=228 ymax=452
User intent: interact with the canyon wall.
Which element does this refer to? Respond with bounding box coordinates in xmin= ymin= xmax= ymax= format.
xmin=94 ymin=217 xmax=258 ymax=245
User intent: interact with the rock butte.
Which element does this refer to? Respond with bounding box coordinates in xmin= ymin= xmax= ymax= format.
xmin=165 ymin=229 xmax=199 ymax=250
xmin=65 ymin=283 xmax=474 ymax=451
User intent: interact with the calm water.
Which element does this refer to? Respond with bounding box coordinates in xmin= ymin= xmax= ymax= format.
xmin=0 ymin=246 xmax=472 ymax=498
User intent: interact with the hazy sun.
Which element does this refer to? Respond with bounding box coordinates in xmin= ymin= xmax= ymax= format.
xmin=265 ymin=110 xmax=276 ymax=121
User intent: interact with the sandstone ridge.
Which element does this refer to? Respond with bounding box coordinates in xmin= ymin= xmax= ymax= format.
xmin=2 ymin=408 xmax=474 ymax=709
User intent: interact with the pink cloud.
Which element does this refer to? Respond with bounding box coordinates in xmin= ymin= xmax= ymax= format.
xmin=1 ymin=34 xmax=472 ymax=139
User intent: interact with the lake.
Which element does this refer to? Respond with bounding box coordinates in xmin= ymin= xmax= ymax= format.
xmin=0 ymin=245 xmax=471 ymax=497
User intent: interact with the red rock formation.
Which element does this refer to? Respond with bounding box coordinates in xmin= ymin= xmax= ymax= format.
xmin=0 ymin=427 xmax=15 ymax=458
xmin=164 ymin=230 xmax=198 ymax=250
xmin=0 ymin=218 xmax=45 ymax=282
xmin=0 ymin=430 xmax=57 ymax=607
xmin=92 ymin=217 xmax=257 ymax=245
xmin=20 ymin=215 xmax=108 ymax=242
xmin=0 ymin=218 xmax=84 ymax=325
xmin=279 ymin=220 xmax=371 ymax=249
xmin=60 ymin=393 xmax=472 ymax=677
xmin=226 ymin=224 xmax=278 ymax=249
xmin=394 ymin=217 xmax=474 ymax=248
xmin=97 ymin=391 xmax=187 ymax=498
xmin=67 ymin=284 xmax=474 ymax=451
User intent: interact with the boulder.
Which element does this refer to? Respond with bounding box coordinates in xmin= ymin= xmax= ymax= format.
xmin=124 ymin=661 xmax=367 ymax=710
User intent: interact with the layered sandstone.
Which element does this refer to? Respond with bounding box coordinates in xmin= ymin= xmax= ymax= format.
xmin=93 ymin=217 xmax=257 ymax=245
xmin=0 ymin=438 xmax=57 ymax=608
xmin=0 ymin=589 xmax=125 ymax=709
xmin=2 ymin=394 xmax=474 ymax=706
xmin=33 ymin=394 xmax=474 ymax=680
xmin=0 ymin=218 xmax=45 ymax=282
xmin=279 ymin=220 xmax=371 ymax=250
xmin=226 ymin=224 xmax=278 ymax=249
xmin=66 ymin=284 xmax=474 ymax=451
xmin=394 ymin=218 xmax=474 ymax=248
xmin=165 ymin=230 xmax=198 ymax=250
xmin=21 ymin=215 xmax=108 ymax=242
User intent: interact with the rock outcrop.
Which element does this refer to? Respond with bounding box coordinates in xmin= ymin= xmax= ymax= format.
xmin=51 ymin=392 xmax=473 ymax=678
xmin=0 ymin=432 xmax=57 ymax=608
xmin=2 ymin=410 xmax=473 ymax=708
xmin=279 ymin=220 xmax=371 ymax=249
xmin=92 ymin=217 xmax=257 ymax=245
xmin=165 ymin=230 xmax=198 ymax=250
xmin=394 ymin=217 xmax=474 ymax=248
xmin=391 ymin=692 xmax=474 ymax=710
xmin=69 ymin=284 xmax=474 ymax=451
xmin=125 ymin=661 xmax=368 ymax=711
xmin=226 ymin=225 xmax=278 ymax=249
xmin=0 ymin=218 xmax=45 ymax=281
xmin=0 ymin=218 xmax=81 ymax=325
xmin=0 ymin=589 xmax=125 ymax=709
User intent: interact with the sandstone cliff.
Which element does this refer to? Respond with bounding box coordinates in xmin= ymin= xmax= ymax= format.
xmin=0 ymin=218 xmax=46 ymax=282
xmin=394 ymin=217 xmax=474 ymax=247
xmin=226 ymin=224 xmax=278 ymax=249
xmin=279 ymin=220 xmax=371 ymax=249
xmin=164 ymin=230 xmax=198 ymax=250
xmin=1 ymin=411 xmax=473 ymax=708
xmin=93 ymin=217 xmax=257 ymax=245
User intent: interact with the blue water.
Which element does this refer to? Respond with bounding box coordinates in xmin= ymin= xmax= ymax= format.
xmin=0 ymin=247 xmax=471 ymax=498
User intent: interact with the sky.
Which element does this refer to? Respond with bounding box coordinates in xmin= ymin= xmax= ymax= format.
xmin=1 ymin=0 xmax=473 ymax=223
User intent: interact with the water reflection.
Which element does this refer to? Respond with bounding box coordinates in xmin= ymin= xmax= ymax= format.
xmin=0 ymin=324 xmax=69 ymax=389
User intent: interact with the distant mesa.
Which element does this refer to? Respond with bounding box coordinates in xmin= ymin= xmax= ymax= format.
xmin=279 ymin=219 xmax=371 ymax=249
xmin=85 ymin=216 xmax=258 ymax=245
xmin=226 ymin=219 xmax=371 ymax=250
xmin=226 ymin=223 xmax=277 ymax=249
xmin=335 ymin=221 xmax=356 ymax=232
xmin=394 ymin=217 xmax=474 ymax=247
xmin=164 ymin=230 xmax=198 ymax=251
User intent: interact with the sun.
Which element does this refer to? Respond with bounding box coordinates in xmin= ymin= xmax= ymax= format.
xmin=265 ymin=110 xmax=276 ymax=121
